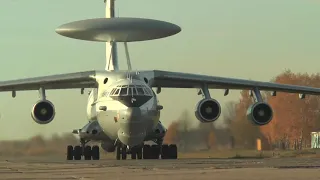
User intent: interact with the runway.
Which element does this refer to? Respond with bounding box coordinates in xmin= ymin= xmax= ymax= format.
xmin=0 ymin=157 xmax=319 ymax=180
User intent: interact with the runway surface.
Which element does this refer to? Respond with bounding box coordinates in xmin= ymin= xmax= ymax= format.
xmin=0 ymin=157 xmax=319 ymax=180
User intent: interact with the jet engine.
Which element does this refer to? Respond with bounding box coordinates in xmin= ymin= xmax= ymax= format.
xmin=31 ymin=100 xmax=55 ymax=124
xmin=247 ymin=102 xmax=273 ymax=126
xmin=100 ymin=141 xmax=116 ymax=152
xmin=195 ymin=98 xmax=221 ymax=123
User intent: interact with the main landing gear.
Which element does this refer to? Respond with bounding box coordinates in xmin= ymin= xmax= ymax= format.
xmin=115 ymin=144 xmax=178 ymax=160
xmin=67 ymin=139 xmax=100 ymax=160
xmin=66 ymin=139 xmax=178 ymax=160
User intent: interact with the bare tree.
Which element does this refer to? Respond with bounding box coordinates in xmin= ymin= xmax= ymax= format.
xmin=223 ymin=101 xmax=237 ymax=127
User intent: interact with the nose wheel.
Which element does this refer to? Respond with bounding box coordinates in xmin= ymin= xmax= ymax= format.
xmin=116 ymin=144 xmax=128 ymax=160
xmin=131 ymin=146 xmax=143 ymax=159
xmin=66 ymin=139 xmax=100 ymax=160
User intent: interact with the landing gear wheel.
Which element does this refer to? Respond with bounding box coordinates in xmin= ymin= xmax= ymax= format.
xmin=131 ymin=146 xmax=143 ymax=160
xmin=67 ymin=145 xmax=74 ymax=160
xmin=121 ymin=146 xmax=127 ymax=160
xmin=115 ymin=145 xmax=127 ymax=160
xmin=92 ymin=145 xmax=100 ymax=160
xmin=137 ymin=147 xmax=143 ymax=159
xmin=161 ymin=144 xmax=169 ymax=159
xmin=131 ymin=149 xmax=137 ymax=160
xmin=151 ymin=145 xmax=160 ymax=159
xmin=161 ymin=144 xmax=178 ymax=159
xmin=74 ymin=145 xmax=82 ymax=160
xmin=116 ymin=146 xmax=121 ymax=160
xmin=169 ymin=144 xmax=178 ymax=159
xmin=66 ymin=144 xmax=100 ymax=160
xmin=143 ymin=145 xmax=151 ymax=159
xmin=84 ymin=146 xmax=92 ymax=160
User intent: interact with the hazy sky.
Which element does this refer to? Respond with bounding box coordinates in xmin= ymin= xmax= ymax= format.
xmin=0 ymin=0 xmax=319 ymax=140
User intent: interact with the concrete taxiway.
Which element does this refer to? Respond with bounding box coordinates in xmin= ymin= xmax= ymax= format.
xmin=0 ymin=157 xmax=319 ymax=180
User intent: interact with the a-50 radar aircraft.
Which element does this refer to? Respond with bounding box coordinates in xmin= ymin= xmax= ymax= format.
xmin=3 ymin=0 xmax=320 ymax=161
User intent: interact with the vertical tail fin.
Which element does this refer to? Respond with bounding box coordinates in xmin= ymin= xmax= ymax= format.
xmin=105 ymin=0 xmax=119 ymax=71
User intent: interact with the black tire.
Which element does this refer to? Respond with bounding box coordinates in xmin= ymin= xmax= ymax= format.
xmin=121 ymin=146 xmax=127 ymax=160
xmin=84 ymin=146 xmax=92 ymax=160
xmin=92 ymin=145 xmax=100 ymax=160
xmin=151 ymin=145 xmax=160 ymax=159
xmin=131 ymin=151 xmax=137 ymax=160
xmin=137 ymin=147 xmax=143 ymax=159
xmin=116 ymin=146 xmax=121 ymax=160
xmin=161 ymin=144 xmax=169 ymax=159
xmin=169 ymin=144 xmax=178 ymax=159
xmin=74 ymin=146 xmax=82 ymax=160
xmin=131 ymin=147 xmax=138 ymax=160
xmin=143 ymin=145 xmax=151 ymax=159
xmin=67 ymin=145 xmax=74 ymax=160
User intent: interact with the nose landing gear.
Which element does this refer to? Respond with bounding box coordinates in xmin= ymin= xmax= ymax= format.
xmin=116 ymin=144 xmax=128 ymax=160
xmin=130 ymin=146 xmax=143 ymax=159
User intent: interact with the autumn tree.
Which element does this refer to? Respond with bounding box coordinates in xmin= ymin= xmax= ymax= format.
xmin=176 ymin=110 xmax=193 ymax=151
xmin=223 ymin=101 xmax=237 ymax=128
xmin=177 ymin=109 xmax=193 ymax=132
xmin=163 ymin=109 xmax=229 ymax=151
xmin=229 ymin=90 xmax=266 ymax=149
xmin=163 ymin=121 xmax=179 ymax=144
xmin=207 ymin=131 xmax=216 ymax=149
xmin=261 ymin=70 xmax=320 ymax=149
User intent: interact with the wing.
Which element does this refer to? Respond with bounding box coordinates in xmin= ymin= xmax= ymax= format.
xmin=143 ymin=70 xmax=320 ymax=95
xmin=0 ymin=70 xmax=97 ymax=92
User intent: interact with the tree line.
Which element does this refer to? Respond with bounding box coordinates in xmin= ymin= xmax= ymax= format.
xmin=163 ymin=70 xmax=320 ymax=151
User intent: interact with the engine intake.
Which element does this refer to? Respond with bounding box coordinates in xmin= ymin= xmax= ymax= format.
xmin=31 ymin=100 xmax=55 ymax=124
xmin=247 ymin=102 xmax=273 ymax=126
xmin=195 ymin=98 xmax=221 ymax=123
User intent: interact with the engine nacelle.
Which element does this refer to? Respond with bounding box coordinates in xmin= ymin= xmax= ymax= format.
xmin=31 ymin=100 xmax=55 ymax=124
xmin=100 ymin=142 xmax=116 ymax=152
xmin=247 ymin=102 xmax=273 ymax=126
xmin=195 ymin=98 xmax=221 ymax=123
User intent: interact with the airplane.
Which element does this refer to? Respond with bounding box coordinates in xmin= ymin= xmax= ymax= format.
xmin=2 ymin=0 xmax=320 ymax=161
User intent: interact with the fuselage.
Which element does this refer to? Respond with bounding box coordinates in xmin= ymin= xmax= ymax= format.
xmin=86 ymin=72 xmax=160 ymax=147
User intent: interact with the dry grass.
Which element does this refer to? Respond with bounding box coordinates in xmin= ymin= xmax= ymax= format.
xmin=0 ymin=133 xmax=79 ymax=157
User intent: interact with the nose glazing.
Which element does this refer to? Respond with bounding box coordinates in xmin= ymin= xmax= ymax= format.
xmin=117 ymin=107 xmax=146 ymax=146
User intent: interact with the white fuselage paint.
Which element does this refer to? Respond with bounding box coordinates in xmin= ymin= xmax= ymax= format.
xmin=86 ymin=73 xmax=160 ymax=147
xmin=84 ymin=1 xmax=160 ymax=147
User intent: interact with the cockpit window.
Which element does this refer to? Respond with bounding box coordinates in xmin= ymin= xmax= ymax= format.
xmin=144 ymin=87 xmax=153 ymax=95
xmin=143 ymin=88 xmax=150 ymax=96
xmin=120 ymin=88 xmax=128 ymax=96
xmin=110 ymin=88 xmax=116 ymax=95
xmin=136 ymin=87 xmax=144 ymax=95
xmin=109 ymin=84 xmax=152 ymax=97
xmin=130 ymin=86 xmax=138 ymax=95
xmin=114 ymin=88 xmax=120 ymax=95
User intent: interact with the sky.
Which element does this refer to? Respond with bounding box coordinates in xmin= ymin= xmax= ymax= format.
xmin=0 ymin=0 xmax=319 ymax=140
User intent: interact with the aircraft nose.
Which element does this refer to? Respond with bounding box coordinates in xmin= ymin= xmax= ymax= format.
xmin=117 ymin=107 xmax=146 ymax=146
xmin=126 ymin=107 xmax=142 ymax=120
